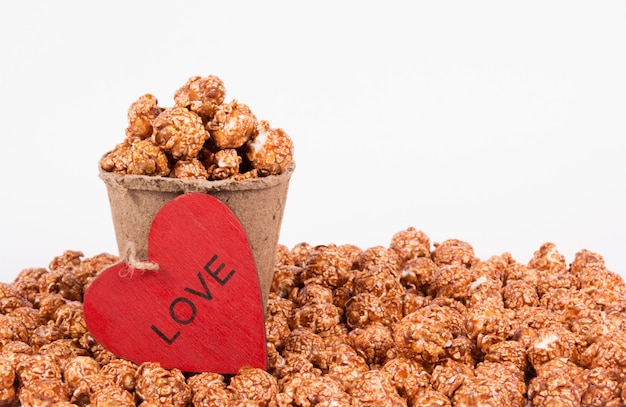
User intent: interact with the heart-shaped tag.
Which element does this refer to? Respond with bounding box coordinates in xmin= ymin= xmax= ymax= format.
xmin=83 ymin=193 xmax=267 ymax=373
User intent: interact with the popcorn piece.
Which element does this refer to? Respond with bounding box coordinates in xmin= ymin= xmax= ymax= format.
xmin=526 ymin=326 xmax=579 ymax=370
xmin=408 ymin=389 xmax=451 ymax=407
xmin=483 ymin=340 xmax=528 ymax=372
xmin=63 ymin=355 xmax=100 ymax=391
xmin=290 ymin=302 xmax=342 ymax=334
xmin=528 ymin=242 xmax=568 ymax=274
xmin=389 ymin=227 xmax=431 ymax=264
xmin=348 ymin=370 xmax=405 ymax=407
xmin=101 ymin=137 xmax=170 ymax=176
xmin=281 ymin=327 xmax=326 ymax=367
xmin=0 ymin=358 xmax=16 ymax=406
xmin=187 ymin=372 xmax=231 ymax=407
xmin=245 ymin=120 xmax=294 ymax=176
xmin=431 ymin=239 xmax=475 ymax=267
xmin=38 ymin=269 xmax=82 ymax=302
xmin=380 ymin=357 xmax=430 ymax=400
xmin=12 ymin=268 xmax=46 ymax=305
xmin=271 ymin=265 xmax=302 ymax=299
xmin=578 ymin=367 xmax=621 ymax=407
xmin=70 ymin=373 xmax=114 ymax=405
xmin=347 ymin=322 xmax=394 ymax=366
xmin=228 ymin=366 xmax=278 ymax=406
xmin=53 ymin=301 xmax=87 ymax=339
xmin=18 ymin=378 xmax=69 ymax=407
xmin=16 ymin=354 xmax=62 ymax=388
xmin=152 ymin=107 xmax=209 ymax=160
xmin=400 ymin=256 xmax=437 ymax=291
xmin=125 ymin=94 xmax=163 ymax=139
xmin=430 ymin=358 xmax=474 ymax=398
xmin=293 ymin=282 xmax=333 ymax=307
xmin=302 ymin=244 xmax=353 ymax=288
xmin=503 ymin=279 xmax=539 ymax=309
xmin=393 ymin=304 xmax=459 ymax=365
xmin=90 ymin=383 xmax=136 ymax=407
xmin=173 ymin=75 xmax=225 ymax=121
xmin=527 ymin=359 xmax=586 ymax=407
xmin=265 ymin=313 xmax=291 ymax=349
xmin=39 ymin=339 xmax=89 ymax=371
xmin=203 ymin=148 xmax=242 ymax=180
xmin=324 ymin=345 xmax=369 ymax=390
xmin=428 ymin=263 xmax=476 ymax=301
xmin=356 ymin=245 xmax=403 ymax=278
xmin=170 ymin=158 xmax=208 ymax=180
xmin=352 ymin=266 xmax=404 ymax=302
xmin=465 ymin=297 xmax=511 ymax=354
xmin=280 ymin=372 xmax=350 ymax=407
xmin=345 ymin=293 xmax=387 ymax=329
xmin=100 ymin=358 xmax=138 ymax=392
xmin=275 ymin=244 xmax=296 ymax=267
xmin=135 ymin=362 xmax=191 ymax=407
xmin=207 ymin=99 xmax=258 ymax=149
xmin=291 ymin=242 xmax=313 ymax=268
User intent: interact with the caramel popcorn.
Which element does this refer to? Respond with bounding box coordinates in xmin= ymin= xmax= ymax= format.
xmin=152 ymin=107 xmax=208 ymax=160
xmin=207 ymin=99 xmax=258 ymax=149
xmin=170 ymin=158 xmax=208 ymax=180
xmin=3 ymin=232 xmax=626 ymax=405
xmin=101 ymin=137 xmax=171 ymax=176
xmin=125 ymin=94 xmax=163 ymax=139
xmin=244 ymin=119 xmax=294 ymax=177
xmin=228 ymin=366 xmax=278 ymax=406
xmin=102 ymin=74 xmax=294 ymax=181
xmin=173 ymin=75 xmax=225 ymax=121
xmin=135 ymin=362 xmax=190 ymax=407
xmin=203 ymin=148 xmax=242 ymax=180
xmin=389 ymin=226 xmax=431 ymax=264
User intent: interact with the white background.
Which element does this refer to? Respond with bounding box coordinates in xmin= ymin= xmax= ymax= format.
xmin=0 ymin=1 xmax=624 ymax=282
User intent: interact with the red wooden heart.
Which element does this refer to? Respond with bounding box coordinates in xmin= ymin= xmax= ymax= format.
xmin=83 ymin=193 xmax=266 ymax=373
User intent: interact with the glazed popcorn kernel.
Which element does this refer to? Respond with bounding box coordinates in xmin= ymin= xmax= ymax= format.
xmin=245 ymin=120 xmax=294 ymax=177
xmin=152 ymin=107 xmax=209 ymax=160
xmin=125 ymin=94 xmax=163 ymax=139
xmin=101 ymin=137 xmax=170 ymax=176
xmin=428 ymin=263 xmax=476 ymax=301
xmin=173 ymin=75 xmax=226 ymax=121
xmin=430 ymin=358 xmax=474 ymax=398
xmin=135 ymin=362 xmax=190 ymax=407
xmin=187 ymin=372 xmax=232 ymax=407
xmin=206 ymin=99 xmax=258 ymax=149
xmin=170 ymin=158 xmax=208 ymax=180
xmin=203 ymin=148 xmax=242 ymax=180
xmin=347 ymin=322 xmax=394 ymax=366
xmin=18 ymin=378 xmax=70 ymax=407
xmin=348 ymin=369 xmax=404 ymax=406
xmin=100 ymin=358 xmax=138 ymax=392
xmin=227 ymin=366 xmax=278 ymax=405
xmin=389 ymin=226 xmax=431 ymax=263
xmin=502 ymin=279 xmax=539 ymax=309
xmin=302 ymin=244 xmax=353 ymax=288
xmin=431 ymin=238 xmax=476 ymax=267
xmin=380 ymin=356 xmax=430 ymax=400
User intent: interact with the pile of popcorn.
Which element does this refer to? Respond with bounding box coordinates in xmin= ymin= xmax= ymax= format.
xmin=1 ymin=228 xmax=626 ymax=406
xmin=101 ymin=75 xmax=294 ymax=181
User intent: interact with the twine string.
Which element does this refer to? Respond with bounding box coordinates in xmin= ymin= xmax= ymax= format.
xmin=117 ymin=241 xmax=160 ymax=278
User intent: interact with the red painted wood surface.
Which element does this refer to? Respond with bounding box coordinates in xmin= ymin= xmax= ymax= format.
xmin=84 ymin=193 xmax=267 ymax=373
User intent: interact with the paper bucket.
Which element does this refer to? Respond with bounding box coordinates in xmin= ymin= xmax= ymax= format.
xmin=98 ymin=157 xmax=294 ymax=312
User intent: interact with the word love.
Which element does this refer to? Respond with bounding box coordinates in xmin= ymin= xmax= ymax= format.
xmin=151 ymin=254 xmax=235 ymax=345
xmin=83 ymin=193 xmax=267 ymax=373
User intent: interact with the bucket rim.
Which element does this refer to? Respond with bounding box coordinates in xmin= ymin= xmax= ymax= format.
xmin=98 ymin=153 xmax=295 ymax=194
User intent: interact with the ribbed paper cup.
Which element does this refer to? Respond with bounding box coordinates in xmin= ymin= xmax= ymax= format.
xmin=99 ymin=157 xmax=294 ymax=312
